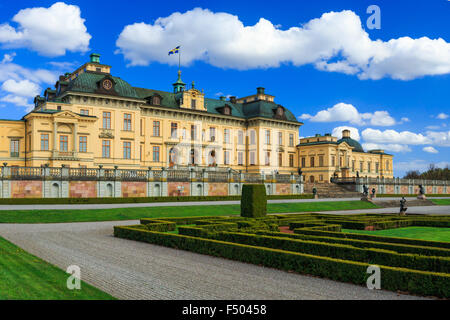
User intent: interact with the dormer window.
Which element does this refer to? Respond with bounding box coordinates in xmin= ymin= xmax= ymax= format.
xmin=153 ymin=96 xmax=160 ymax=106
xmin=224 ymin=106 xmax=231 ymax=115
xmin=276 ymin=106 xmax=284 ymax=116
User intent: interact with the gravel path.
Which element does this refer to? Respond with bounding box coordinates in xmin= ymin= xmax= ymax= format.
xmin=0 ymin=220 xmax=429 ymax=300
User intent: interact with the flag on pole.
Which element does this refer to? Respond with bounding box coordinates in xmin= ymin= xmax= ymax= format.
xmin=168 ymin=46 xmax=180 ymax=55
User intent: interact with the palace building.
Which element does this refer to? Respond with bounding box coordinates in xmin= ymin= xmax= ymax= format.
xmin=0 ymin=54 xmax=302 ymax=173
xmin=298 ymin=129 xmax=394 ymax=183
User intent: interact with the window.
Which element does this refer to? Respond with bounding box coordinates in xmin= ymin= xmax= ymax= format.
xmin=319 ymin=175 xmax=324 ymax=181
xmin=224 ymin=151 xmax=230 ymax=165
xmin=238 ymin=131 xmax=243 ymax=145
xmin=191 ymin=125 xmax=197 ymax=141
xmin=123 ymin=114 xmax=132 ymax=131
xmin=80 ymin=109 xmax=89 ymax=115
xmin=41 ymin=134 xmax=49 ymax=151
xmin=250 ymin=130 xmax=256 ymax=145
xmin=224 ymin=129 xmax=230 ymax=143
xmin=360 ymin=161 xmax=364 ymax=172
xmin=319 ymin=155 xmax=324 ymax=167
xmin=191 ymin=99 xmax=196 ymax=109
xmin=209 ymin=127 xmax=216 ymax=142
xmin=182 ymin=128 xmax=186 ymax=140
xmin=171 ymin=123 xmax=178 ymax=138
xmin=301 ymin=157 xmax=306 ymax=168
xmin=102 ymin=140 xmax=111 ymax=158
xmin=10 ymin=139 xmax=19 ymax=157
xmin=103 ymin=112 xmax=111 ymax=129
xmin=123 ymin=141 xmax=131 ymax=159
xmin=238 ymin=152 xmax=244 ymax=165
xmin=140 ymin=119 xmax=144 ymax=136
xmin=57 ymin=105 xmax=61 ymax=111
xmin=140 ymin=144 xmax=143 ymax=161
xmin=265 ymin=130 xmax=270 ymax=145
xmin=376 ymin=162 xmax=379 ymax=173
xmin=289 ymin=134 xmax=294 ymax=147
xmin=278 ymin=153 xmax=283 ymax=167
xmin=224 ymin=106 xmax=231 ymax=115
xmin=310 ymin=156 xmax=315 ymax=167
xmin=79 ymin=136 xmax=87 ymax=153
xmin=153 ymin=121 xmax=160 ymax=136
xmin=250 ymin=152 xmax=256 ymax=165
xmin=152 ymin=96 xmax=160 ymax=105
xmin=352 ymin=160 xmax=356 ymax=172
xmin=59 ymin=135 xmax=68 ymax=152
xmin=332 ymin=156 xmax=336 ymax=167
xmin=367 ymin=162 xmax=371 ymax=173
xmin=96 ymin=67 xmax=101 ymax=72
xmin=386 ymin=160 xmax=389 ymax=171
xmin=289 ymin=154 xmax=294 ymax=167
xmin=265 ymin=152 xmax=270 ymax=166
xmin=278 ymin=132 xmax=283 ymax=146
xmin=153 ymin=146 xmax=160 ymax=162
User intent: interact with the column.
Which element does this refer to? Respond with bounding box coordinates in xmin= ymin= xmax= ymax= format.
xmin=53 ymin=121 xmax=58 ymax=151
xmin=73 ymin=122 xmax=78 ymax=153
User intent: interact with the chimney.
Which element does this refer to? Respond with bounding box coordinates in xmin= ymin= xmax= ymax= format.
xmin=257 ymin=87 xmax=265 ymax=95
xmin=342 ymin=129 xmax=351 ymax=138
xmin=220 ymin=96 xmax=226 ymax=101
xmin=90 ymin=53 xmax=101 ymax=64
xmin=229 ymin=96 xmax=236 ymax=104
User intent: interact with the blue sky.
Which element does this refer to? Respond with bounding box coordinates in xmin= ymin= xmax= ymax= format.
xmin=0 ymin=0 xmax=449 ymax=176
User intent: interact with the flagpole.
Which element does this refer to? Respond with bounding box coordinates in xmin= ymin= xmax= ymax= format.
xmin=178 ymin=50 xmax=181 ymax=72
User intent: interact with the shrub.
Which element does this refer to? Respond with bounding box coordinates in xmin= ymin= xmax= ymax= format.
xmin=113 ymin=225 xmax=450 ymax=298
xmin=240 ymin=184 xmax=267 ymax=218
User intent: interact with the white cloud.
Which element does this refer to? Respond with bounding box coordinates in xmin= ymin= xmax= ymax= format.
xmin=0 ymin=53 xmax=60 ymax=111
xmin=423 ymin=146 xmax=438 ymax=153
xmin=116 ymin=8 xmax=450 ymax=80
xmin=395 ymin=160 xmax=449 ymax=174
xmin=400 ymin=117 xmax=410 ymax=123
xmin=0 ymin=2 xmax=91 ymax=56
xmin=0 ymin=94 xmax=33 ymax=110
xmin=426 ymin=130 xmax=450 ymax=147
xmin=436 ymin=113 xmax=449 ymax=120
xmin=362 ymin=143 xmax=411 ymax=153
xmin=1 ymin=79 xmax=40 ymax=97
xmin=332 ymin=126 xmax=360 ymax=141
xmin=361 ymin=128 xmax=431 ymax=145
xmin=299 ymin=103 xmax=396 ymax=126
xmin=426 ymin=125 xmax=441 ymax=130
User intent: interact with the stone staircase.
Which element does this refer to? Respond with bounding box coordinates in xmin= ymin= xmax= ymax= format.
xmin=303 ymin=183 xmax=362 ymax=198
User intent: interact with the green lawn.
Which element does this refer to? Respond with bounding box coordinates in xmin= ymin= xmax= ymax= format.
xmin=342 ymin=227 xmax=450 ymax=242
xmin=431 ymin=199 xmax=450 ymax=206
xmin=0 ymin=236 xmax=115 ymax=300
xmin=0 ymin=201 xmax=378 ymax=224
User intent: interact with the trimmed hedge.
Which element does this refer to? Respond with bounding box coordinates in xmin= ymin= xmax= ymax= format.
xmin=114 ymin=225 xmax=450 ymax=298
xmin=241 ymin=184 xmax=267 ymax=218
xmin=0 ymin=193 xmax=314 ymax=205
xmin=293 ymin=229 xmax=450 ymax=250
xmin=206 ymin=231 xmax=450 ymax=273
xmin=377 ymin=194 xmax=450 ymax=198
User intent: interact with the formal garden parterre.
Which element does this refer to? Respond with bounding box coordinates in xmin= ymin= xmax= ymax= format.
xmin=114 ymin=212 xmax=450 ymax=298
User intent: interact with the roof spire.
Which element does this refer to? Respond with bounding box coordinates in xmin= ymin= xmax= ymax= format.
xmin=172 ymin=69 xmax=185 ymax=93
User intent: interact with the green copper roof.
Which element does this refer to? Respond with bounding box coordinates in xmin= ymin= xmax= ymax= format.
xmin=65 ymin=72 xmax=139 ymax=99
xmin=337 ymin=137 xmax=365 ymax=152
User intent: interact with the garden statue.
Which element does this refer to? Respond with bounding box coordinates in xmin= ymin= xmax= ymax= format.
xmin=363 ymin=185 xmax=369 ymax=196
xmin=312 ymin=187 xmax=318 ymax=199
xmin=399 ymin=197 xmax=407 ymax=216
xmin=361 ymin=184 xmax=369 ymax=201
xmin=417 ymin=184 xmax=426 ymax=200
xmin=371 ymin=188 xmax=376 ymax=198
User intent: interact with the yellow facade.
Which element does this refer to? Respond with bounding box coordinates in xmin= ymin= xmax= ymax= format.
xmin=0 ymin=54 xmax=301 ymax=173
xmin=298 ymin=130 xmax=394 ymax=183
